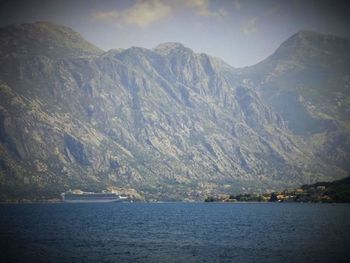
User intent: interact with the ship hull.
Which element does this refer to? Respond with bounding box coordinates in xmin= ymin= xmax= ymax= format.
xmin=61 ymin=191 xmax=128 ymax=203
xmin=62 ymin=199 xmax=123 ymax=203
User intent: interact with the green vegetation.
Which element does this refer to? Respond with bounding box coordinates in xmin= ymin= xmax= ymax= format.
xmin=205 ymin=176 xmax=350 ymax=203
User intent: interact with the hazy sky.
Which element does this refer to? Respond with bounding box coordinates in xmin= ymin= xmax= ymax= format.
xmin=1 ymin=0 xmax=350 ymax=67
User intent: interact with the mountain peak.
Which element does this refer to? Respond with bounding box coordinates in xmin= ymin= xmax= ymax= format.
xmin=154 ymin=42 xmax=185 ymax=49
xmin=0 ymin=21 xmax=102 ymax=58
xmin=294 ymin=30 xmax=350 ymax=40
xmin=153 ymin=42 xmax=193 ymax=55
xmin=33 ymin=20 xmax=70 ymax=30
xmin=295 ymin=30 xmax=321 ymax=38
xmin=282 ymin=30 xmax=350 ymax=48
xmin=265 ymin=29 xmax=350 ymax=64
xmin=279 ymin=30 xmax=324 ymax=48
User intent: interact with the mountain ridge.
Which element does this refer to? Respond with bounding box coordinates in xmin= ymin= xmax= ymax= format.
xmin=0 ymin=22 xmax=349 ymax=201
xmin=0 ymin=21 xmax=102 ymax=59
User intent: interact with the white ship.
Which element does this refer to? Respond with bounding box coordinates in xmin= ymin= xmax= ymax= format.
xmin=61 ymin=189 xmax=128 ymax=203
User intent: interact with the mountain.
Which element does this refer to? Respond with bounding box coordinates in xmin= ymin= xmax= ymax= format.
xmin=0 ymin=21 xmax=102 ymax=59
xmin=243 ymin=30 xmax=350 ymax=133
xmin=241 ymin=30 xmax=350 ymax=179
xmin=0 ymin=22 xmax=349 ymax=201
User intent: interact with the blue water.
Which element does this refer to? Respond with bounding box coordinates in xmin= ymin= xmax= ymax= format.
xmin=0 ymin=203 xmax=349 ymax=263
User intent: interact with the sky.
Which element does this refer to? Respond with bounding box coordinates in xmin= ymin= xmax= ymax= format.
xmin=1 ymin=0 xmax=350 ymax=67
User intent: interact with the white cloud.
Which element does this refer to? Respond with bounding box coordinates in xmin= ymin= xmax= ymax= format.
xmin=185 ymin=0 xmax=227 ymax=18
xmin=124 ymin=0 xmax=172 ymax=27
xmin=241 ymin=4 xmax=280 ymax=35
xmin=92 ymin=0 xmax=227 ymax=28
xmin=242 ymin=17 xmax=257 ymax=35
xmin=263 ymin=4 xmax=280 ymax=17
xmin=92 ymin=10 xmax=119 ymax=21
xmin=93 ymin=0 xmax=172 ymax=28
xmin=234 ymin=0 xmax=241 ymax=10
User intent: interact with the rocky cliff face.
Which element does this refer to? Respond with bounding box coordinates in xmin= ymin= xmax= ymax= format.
xmin=0 ymin=22 xmax=349 ymax=200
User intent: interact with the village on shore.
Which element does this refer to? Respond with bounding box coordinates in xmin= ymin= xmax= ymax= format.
xmin=205 ymin=176 xmax=350 ymax=203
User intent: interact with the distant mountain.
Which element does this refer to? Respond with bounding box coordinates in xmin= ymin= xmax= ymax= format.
xmin=241 ymin=30 xmax=350 ymax=179
xmin=0 ymin=22 xmax=349 ymax=201
xmin=243 ymin=30 xmax=350 ymax=133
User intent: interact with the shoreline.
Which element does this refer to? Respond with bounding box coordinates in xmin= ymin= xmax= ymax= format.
xmin=1 ymin=200 xmax=349 ymax=204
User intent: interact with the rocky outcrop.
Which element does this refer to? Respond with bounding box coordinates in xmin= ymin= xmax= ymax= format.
xmin=64 ymin=134 xmax=90 ymax=165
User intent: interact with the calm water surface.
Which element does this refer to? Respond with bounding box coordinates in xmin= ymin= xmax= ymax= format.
xmin=0 ymin=203 xmax=349 ymax=263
